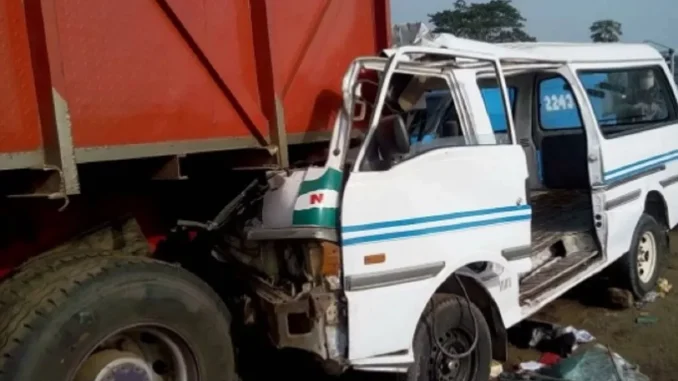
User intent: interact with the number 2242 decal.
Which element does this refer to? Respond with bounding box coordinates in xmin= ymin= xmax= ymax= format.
xmin=543 ymin=93 xmax=575 ymax=112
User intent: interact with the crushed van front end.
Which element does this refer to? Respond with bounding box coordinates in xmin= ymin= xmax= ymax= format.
xmin=215 ymin=167 xmax=349 ymax=371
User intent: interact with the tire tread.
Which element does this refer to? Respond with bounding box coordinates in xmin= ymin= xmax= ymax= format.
xmin=0 ymin=255 xmax=232 ymax=380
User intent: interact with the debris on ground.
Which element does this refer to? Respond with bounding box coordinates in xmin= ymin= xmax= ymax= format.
xmin=516 ymin=354 xmax=560 ymax=372
xmin=608 ymin=287 xmax=634 ymax=309
xmin=509 ymin=320 xmax=595 ymax=358
xmin=518 ymin=361 xmax=545 ymax=372
xmin=635 ymin=291 xmax=660 ymax=308
xmin=634 ymin=279 xmax=673 ymax=308
xmin=635 ymin=313 xmax=658 ymax=325
xmin=501 ymin=345 xmax=649 ymax=381
xmin=491 ymin=360 xmax=504 ymax=378
xmin=657 ymin=278 xmax=672 ymax=295
xmin=538 ymin=352 xmax=561 ymax=366
xmin=558 ymin=325 xmax=595 ymax=344
xmin=540 ymin=345 xmax=649 ymax=381
xmin=504 ymin=320 xmax=647 ymax=380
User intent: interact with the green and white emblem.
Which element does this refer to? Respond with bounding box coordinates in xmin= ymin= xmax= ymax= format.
xmin=292 ymin=167 xmax=343 ymax=227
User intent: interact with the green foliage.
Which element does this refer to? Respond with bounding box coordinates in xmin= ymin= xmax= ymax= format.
xmin=590 ymin=19 xmax=623 ymax=42
xmin=428 ymin=0 xmax=536 ymax=42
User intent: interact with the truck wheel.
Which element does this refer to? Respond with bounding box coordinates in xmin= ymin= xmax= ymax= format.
xmin=0 ymin=256 xmax=237 ymax=381
xmin=618 ymin=213 xmax=667 ymax=299
xmin=405 ymin=294 xmax=491 ymax=381
xmin=0 ymin=250 xmax=118 ymax=297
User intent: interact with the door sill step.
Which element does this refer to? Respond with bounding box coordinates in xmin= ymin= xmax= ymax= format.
xmin=519 ymin=250 xmax=599 ymax=304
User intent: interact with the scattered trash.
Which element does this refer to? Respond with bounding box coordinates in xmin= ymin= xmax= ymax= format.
xmin=635 ymin=291 xmax=660 ymax=308
xmin=490 ymin=360 xmax=504 ymax=378
xmin=529 ymin=328 xmax=577 ymax=357
xmin=539 ymin=344 xmax=649 ymax=381
xmin=634 ymin=278 xmax=673 ymax=308
xmin=643 ymin=291 xmax=660 ymax=303
xmin=635 ymin=314 xmax=658 ymax=325
xmin=657 ymin=277 xmax=672 ymax=294
xmin=509 ymin=320 xmax=595 ymax=358
xmin=519 ymin=361 xmax=545 ymax=371
xmin=608 ymin=287 xmax=634 ymax=309
xmin=501 ymin=343 xmax=648 ymax=381
xmin=557 ymin=325 xmax=596 ymax=344
xmin=538 ymin=352 xmax=561 ymax=366
xmin=504 ymin=317 xmax=646 ymax=380
xmin=503 ymin=319 xmax=650 ymax=380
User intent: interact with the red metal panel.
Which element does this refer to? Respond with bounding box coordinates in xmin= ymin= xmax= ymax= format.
xmin=266 ymin=0 xmax=391 ymax=135
xmin=0 ymin=2 xmax=42 ymax=153
xmin=49 ymin=0 xmax=267 ymax=148
xmin=0 ymin=0 xmax=390 ymax=158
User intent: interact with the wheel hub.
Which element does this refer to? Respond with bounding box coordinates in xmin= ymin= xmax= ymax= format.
xmin=74 ymin=327 xmax=195 ymax=381
xmin=637 ymin=231 xmax=657 ymax=283
xmin=74 ymin=350 xmax=153 ymax=381
xmin=447 ymin=359 xmax=460 ymax=371
xmin=431 ymin=330 xmax=475 ymax=381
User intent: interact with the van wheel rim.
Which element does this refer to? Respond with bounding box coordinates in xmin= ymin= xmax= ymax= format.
xmin=73 ymin=326 xmax=197 ymax=381
xmin=429 ymin=328 xmax=476 ymax=381
xmin=637 ymin=231 xmax=657 ymax=284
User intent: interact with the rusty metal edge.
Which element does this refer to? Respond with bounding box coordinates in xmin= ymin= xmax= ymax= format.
xmin=1 ymin=129 xmax=346 ymax=168
xmin=0 ymin=150 xmax=45 ymax=170
xmin=73 ymin=131 xmax=337 ymax=164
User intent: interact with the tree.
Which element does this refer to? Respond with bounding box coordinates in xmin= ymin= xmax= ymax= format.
xmin=589 ymin=20 xmax=623 ymax=42
xmin=428 ymin=0 xmax=536 ymax=43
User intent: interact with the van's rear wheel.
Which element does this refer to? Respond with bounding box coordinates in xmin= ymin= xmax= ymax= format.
xmin=618 ymin=213 xmax=667 ymax=299
xmin=0 ymin=256 xmax=236 ymax=381
xmin=405 ymin=294 xmax=491 ymax=381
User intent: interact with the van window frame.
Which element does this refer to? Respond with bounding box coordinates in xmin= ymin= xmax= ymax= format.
xmin=575 ymin=64 xmax=678 ymax=140
xmin=477 ymin=84 xmax=518 ymax=133
xmin=535 ymin=73 xmax=586 ymax=132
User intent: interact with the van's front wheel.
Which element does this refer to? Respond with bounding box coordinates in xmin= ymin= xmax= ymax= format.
xmin=406 ymin=294 xmax=491 ymax=381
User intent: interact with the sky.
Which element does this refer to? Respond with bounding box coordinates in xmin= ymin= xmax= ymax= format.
xmin=390 ymin=0 xmax=678 ymax=49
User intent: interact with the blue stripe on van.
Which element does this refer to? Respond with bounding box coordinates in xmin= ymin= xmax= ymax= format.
xmin=604 ymin=150 xmax=678 ymax=182
xmin=342 ymin=214 xmax=531 ymax=246
xmin=342 ymin=204 xmax=531 ymax=233
xmin=341 ymin=204 xmax=531 ymax=246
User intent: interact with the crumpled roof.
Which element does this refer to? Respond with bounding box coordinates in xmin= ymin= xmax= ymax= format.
xmin=387 ymin=23 xmax=662 ymax=64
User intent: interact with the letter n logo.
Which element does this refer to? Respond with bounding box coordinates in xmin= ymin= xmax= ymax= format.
xmin=310 ymin=193 xmax=324 ymax=205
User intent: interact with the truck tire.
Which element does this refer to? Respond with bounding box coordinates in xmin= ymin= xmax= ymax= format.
xmin=0 ymin=250 xmax=116 ymax=293
xmin=0 ymin=250 xmax=124 ymax=316
xmin=0 ymin=256 xmax=237 ymax=381
xmin=405 ymin=294 xmax=491 ymax=381
xmin=618 ymin=212 xmax=667 ymax=299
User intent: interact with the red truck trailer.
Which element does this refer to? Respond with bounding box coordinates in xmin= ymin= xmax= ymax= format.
xmin=0 ymin=1 xmax=389 ymax=380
